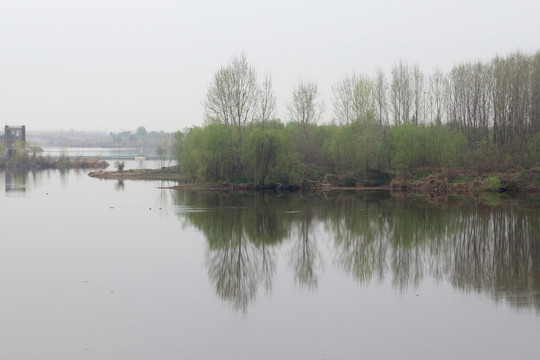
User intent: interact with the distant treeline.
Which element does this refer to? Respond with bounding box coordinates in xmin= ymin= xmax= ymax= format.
xmin=28 ymin=126 xmax=172 ymax=150
xmin=174 ymin=51 xmax=540 ymax=186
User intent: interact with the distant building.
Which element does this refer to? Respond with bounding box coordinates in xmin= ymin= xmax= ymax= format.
xmin=4 ymin=125 xmax=26 ymax=158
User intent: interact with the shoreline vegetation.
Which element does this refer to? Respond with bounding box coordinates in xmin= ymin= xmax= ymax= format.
xmin=167 ymin=51 xmax=539 ymax=196
xmin=7 ymin=50 xmax=540 ymax=205
xmin=88 ymin=165 xmax=540 ymax=197
xmin=0 ymin=142 xmax=110 ymax=169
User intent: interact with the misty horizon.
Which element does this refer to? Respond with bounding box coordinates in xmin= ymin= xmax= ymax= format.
xmin=1 ymin=0 xmax=539 ymax=132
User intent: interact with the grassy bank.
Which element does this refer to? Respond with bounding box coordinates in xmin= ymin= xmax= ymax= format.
xmin=89 ymin=166 xmax=188 ymax=182
xmin=88 ymin=165 xmax=540 ymax=197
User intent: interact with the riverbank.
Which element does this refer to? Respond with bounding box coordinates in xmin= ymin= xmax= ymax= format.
xmin=390 ymin=168 xmax=540 ymax=194
xmin=89 ymin=166 xmax=188 ymax=182
xmin=88 ymin=166 xmax=540 ymax=196
xmin=88 ymin=166 xmax=389 ymax=191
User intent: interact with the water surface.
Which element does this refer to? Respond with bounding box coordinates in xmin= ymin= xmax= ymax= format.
xmin=1 ymin=165 xmax=538 ymax=359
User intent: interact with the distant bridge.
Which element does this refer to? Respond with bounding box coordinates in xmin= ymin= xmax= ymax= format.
xmin=4 ymin=125 xmax=26 ymax=158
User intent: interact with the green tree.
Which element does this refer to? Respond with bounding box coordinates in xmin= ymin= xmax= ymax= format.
xmin=114 ymin=161 xmax=125 ymax=172
xmin=176 ymin=124 xmax=234 ymax=182
xmin=243 ymin=122 xmax=300 ymax=186
xmin=136 ymin=126 xmax=148 ymax=140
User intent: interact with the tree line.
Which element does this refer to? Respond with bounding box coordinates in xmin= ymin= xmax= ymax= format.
xmin=174 ymin=51 xmax=540 ymax=186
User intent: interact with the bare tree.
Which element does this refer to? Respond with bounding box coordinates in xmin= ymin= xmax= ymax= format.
xmin=531 ymin=51 xmax=540 ymax=135
xmin=332 ymin=73 xmax=376 ymax=126
xmin=258 ymin=74 xmax=276 ymax=128
xmin=332 ymin=76 xmax=354 ymax=126
xmin=492 ymin=52 xmax=534 ymax=150
xmin=288 ymin=80 xmax=324 ymax=125
xmin=412 ymin=64 xmax=425 ymax=126
xmin=288 ymin=80 xmax=324 ymax=162
xmin=446 ymin=61 xmax=492 ymax=146
xmin=427 ymin=69 xmax=446 ymax=125
xmin=390 ymin=61 xmax=413 ymax=125
xmin=204 ymin=54 xmax=259 ymax=140
xmin=374 ymin=70 xmax=389 ymax=126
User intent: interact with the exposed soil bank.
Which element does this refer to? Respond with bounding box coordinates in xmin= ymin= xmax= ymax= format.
xmin=390 ymin=168 xmax=540 ymax=195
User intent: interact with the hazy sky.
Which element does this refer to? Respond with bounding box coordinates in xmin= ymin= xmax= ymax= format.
xmin=1 ymin=0 xmax=538 ymax=132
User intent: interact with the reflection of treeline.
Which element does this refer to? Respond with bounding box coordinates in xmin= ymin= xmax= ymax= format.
xmin=173 ymin=191 xmax=540 ymax=312
xmin=445 ymin=206 xmax=540 ymax=310
xmin=329 ymin=197 xmax=540 ymax=312
xmin=172 ymin=191 xmax=299 ymax=312
xmin=173 ymin=191 xmax=296 ymax=247
xmin=337 ymin=199 xmax=540 ymax=311
xmin=174 ymin=51 xmax=540 ymax=186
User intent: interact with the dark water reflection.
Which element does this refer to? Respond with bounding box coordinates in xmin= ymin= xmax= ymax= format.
xmin=4 ymin=169 xmax=28 ymax=195
xmin=173 ymin=191 xmax=540 ymax=313
xmin=3 ymin=167 xmax=89 ymax=196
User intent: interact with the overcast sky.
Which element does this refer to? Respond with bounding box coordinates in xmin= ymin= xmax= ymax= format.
xmin=1 ymin=0 xmax=538 ymax=132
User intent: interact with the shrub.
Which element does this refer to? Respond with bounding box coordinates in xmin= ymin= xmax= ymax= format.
xmin=115 ymin=161 xmax=125 ymax=172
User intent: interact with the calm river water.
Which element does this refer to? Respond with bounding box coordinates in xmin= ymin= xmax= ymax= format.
xmin=1 ymin=160 xmax=539 ymax=359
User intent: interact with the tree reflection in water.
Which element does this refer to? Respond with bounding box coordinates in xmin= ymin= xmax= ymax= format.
xmin=5 ymin=168 xmax=29 ymax=194
xmin=445 ymin=206 xmax=540 ymax=309
xmin=205 ymin=229 xmax=261 ymax=313
xmin=327 ymin=194 xmax=389 ymax=286
xmin=173 ymin=191 xmax=540 ymax=313
xmin=173 ymin=192 xmax=291 ymax=313
xmin=289 ymin=205 xmax=323 ymax=289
